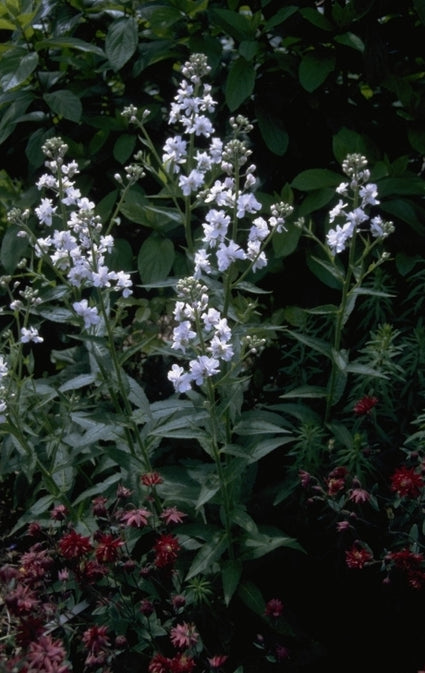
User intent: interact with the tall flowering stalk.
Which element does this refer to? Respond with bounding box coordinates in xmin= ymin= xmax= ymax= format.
xmin=292 ymin=153 xmax=394 ymax=421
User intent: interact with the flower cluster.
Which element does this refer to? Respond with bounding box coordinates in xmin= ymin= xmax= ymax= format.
xmin=326 ymin=153 xmax=394 ymax=255
xmin=167 ymin=277 xmax=233 ymax=393
xmin=33 ymin=137 xmax=132 ymax=329
xmin=0 ymin=355 xmax=8 ymax=423
xmin=0 ymin=474 xmax=233 ymax=672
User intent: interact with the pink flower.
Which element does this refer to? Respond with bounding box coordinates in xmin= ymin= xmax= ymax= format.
xmin=95 ymin=533 xmax=124 ymax=563
xmin=121 ymin=507 xmax=151 ymax=527
xmin=141 ymin=472 xmax=163 ymax=487
xmin=275 ymin=644 xmax=290 ymax=661
xmin=116 ymin=484 xmax=133 ymax=499
xmin=5 ymin=583 xmax=39 ymax=615
xmin=353 ymin=395 xmax=378 ymax=415
xmin=82 ymin=624 xmax=110 ymax=654
xmin=336 ymin=520 xmax=350 ymax=532
xmin=160 ymin=507 xmax=187 ymax=525
xmin=299 ymin=470 xmax=312 ymax=487
xmin=26 ymin=635 xmax=69 ymax=672
xmin=59 ymin=530 xmax=92 ymax=559
xmin=50 ymin=504 xmax=68 ymax=521
xmin=345 ymin=545 xmax=373 ymax=569
xmin=170 ymin=622 xmax=199 ymax=649
xmin=265 ymin=597 xmax=284 ymax=618
xmin=349 ymin=487 xmax=370 ymax=504
xmin=390 ymin=465 xmax=424 ymax=498
xmin=208 ymin=655 xmax=228 ymax=669
xmin=92 ymin=496 xmax=108 ymax=517
xmin=20 ymin=544 xmax=53 ymax=581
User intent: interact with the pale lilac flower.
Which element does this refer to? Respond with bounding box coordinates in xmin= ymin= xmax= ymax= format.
xmin=73 ymin=299 xmax=100 ymax=329
xmin=194 ymin=248 xmax=212 ymax=277
xmin=202 ymin=308 xmax=221 ymax=330
xmin=202 ymin=209 xmax=230 ymax=246
xmin=208 ymin=138 xmax=224 ymax=162
xmin=167 ymin=364 xmax=192 ymax=393
xmin=190 ymin=114 xmax=214 ymax=137
xmin=236 ymin=192 xmax=262 ymax=218
xmin=370 ymin=215 xmax=386 ymax=238
xmin=346 ymin=207 xmax=368 ymax=228
xmin=249 ymin=216 xmax=269 ymax=241
xmin=112 ymin=270 xmax=133 ymax=297
xmin=36 ymin=174 xmax=57 ymax=190
xmin=20 ymin=326 xmax=43 ymax=343
xmin=247 ymin=240 xmax=268 ymax=271
xmin=336 ymin=182 xmax=349 ymax=195
xmin=360 ymin=183 xmax=379 ymax=206
xmin=326 ymin=222 xmax=354 ymax=254
xmin=62 ymin=186 xmax=82 ymax=205
xmin=208 ymin=335 xmax=234 ymax=361
xmin=171 ymin=320 xmax=197 ymax=353
xmin=329 ymin=199 xmax=347 ymax=223
xmin=35 ymin=197 xmax=57 ymax=226
xmin=162 ymin=135 xmax=187 ymax=171
xmin=178 ymin=168 xmax=205 ymax=195
xmin=216 ymin=240 xmax=246 ymax=271
xmin=189 ymin=355 xmax=220 ymax=384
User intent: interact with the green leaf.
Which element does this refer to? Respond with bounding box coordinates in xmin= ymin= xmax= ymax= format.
xmin=345 ymin=362 xmax=388 ymax=378
xmin=307 ymin=254 xmax=343 ymax=290
xmin=222 ymin=559 xmax=242 ymax=606
xmin=59 ymin=374 xmax=96 ymax=393
xmin=265 ymin=6 xmax=298 ymax=29
xmin=413 ymin=0 xmax=425 ymax=25
xmin=105 ymin=17 xmax=138 ymax=72
xmin=113 ymin=134 xmax=136 ymax=164
xmin=138 ymin=235 xmax=175 ymax=284
xmin=0 ymin=224 xmax=29 ymax=272
xmin=280 ymin=385 xmax=328 ymax=399
xmin=241 ymin=528 xmax=303 ymax=560
xmin=225 ymin=57 xmax=255 ymax=111
xmin=285 ymin=329 xmax=332 ymax=358
xmin=380 ymin=199 xmax=425 ymax=235
xmin=300 ymin=7 xmax=333 ymax=30
xmin=299 ymin=51 xmax=335 ymax=92
xmin=0 ymin=49 xmax=39 ymax=91
xmin=237 ymin=580 xmax=265 ymax=617
xmin=43 ymin=90 xmax=82 ymax=123
xmin=36 ymin=37 xmax=105 ymax=57
xmin=256 ymin=106 xmax=288 ymax=156
xmin=334 ymin=32 xmax=365 ymax=52
xmin=210 ymin=8 xmax=255 ymax=40
xmin=186 ymin=533 xmax=227 ymax=579
xmin=292 ymin=168 xmax=341 ymax=191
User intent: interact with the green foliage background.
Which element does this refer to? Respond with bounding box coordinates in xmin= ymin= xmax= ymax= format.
xmin=1 ymin=0 xmax=425 ymax=263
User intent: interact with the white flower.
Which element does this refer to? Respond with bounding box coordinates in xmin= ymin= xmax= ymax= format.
xmin=0 ymin=356 xmax=8 ymax=379
xmin=178 ymin=169 xmax=205 ymax=196
xmin=62 ymin=186 xmax=82 ymax=206
xmin=162 ymin=135 xmax=187 ymax=171
xmin=35 ymin=198 xmax=57 ymax=226
xmin=346 ymin=207 xmax=368 ymax=227
xmin=336 ymin=182 xmax=349 ymax=195
xmin=194 ymin=248 xmax=212 ymax=277
xmin=202 ymin=209 xmax=230 ymax=246
xmin=112 ymin=270 xmax=133 ymax=297
xmin=73 ymin=299 xmax=100 ymax=329
xmin=216 ymin=240 xmax=246 ymax=271
xmin=208 ymin=335 xmax=234 ymax=361
xmin=20 ymin=326 xmax=44 ymax=343
xmin=326 ymin=222 xmax=353 ymax=254
xmin=236 ymin=193 xmax=262 ymax=218
xmin=329 ymin=199 xmax=347 ymax=223
xmin=202 ymin=308 xmax=221 ymax=330
xmin=249 ymin=216 xmax=269 ymax=242
xmin=36 ymin=174 xmax=57 ymax=190
xmin=214 ymin=318 xmax=231 ymax=342
xmin=190 ymin=115 xmax=214 ymax=137
xmin=370 ymin=215 xmax=387 ymax=238
xmin=92 ymin=265 xmax=113 ymax=288
xmin=189 ymin=355 xmax=220 ymax=385
xmin=247 ymin=240 xmax=267 ymax=271
xmin=360 ymin=183 xmax=380 ymax=207
xmin=171 ymin=320 xmax=197 ymax=353
xmin=167 ymin=364 xmax=192 ymax=393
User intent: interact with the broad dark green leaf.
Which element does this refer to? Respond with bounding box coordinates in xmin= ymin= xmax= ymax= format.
xmin=186 ymin=533 xmax=227 ymax=579
xmin=43 ymin=90 xmax=82 ymax=122
xmin=0 ymin=224 xmax=29 ymax=272
xmin=299 ymin=52 xmax=336 ymax=92
xmin=256 ymin=106 xmax=288 ymax=156
xmin=292 ymin=168 xmax=341 ymax=191
xmin=36 ymin=37 xmax=105 ymax=57
xmin=0 ymin=50 xmax=39 ymax=91
xmin=113 ymin=134 xmax=136 ymax=164
xmin=222 ymin=559 xmax=242 ymax=606
xmin=210 ymin=8 xmax=255 ymax=40
xmin=225 ymin=57 xmax=255 ymax=111
xmin=105 ymin=17 xmax=138 ymax=72
xmin=265 ymin=6 xmax=298 ymax=29
xmin=138 ymin=235 xmax=175 ymax=284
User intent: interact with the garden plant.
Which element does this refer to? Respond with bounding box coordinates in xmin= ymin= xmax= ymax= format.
xmin=1 ymin=2 xmax=425 ymax=673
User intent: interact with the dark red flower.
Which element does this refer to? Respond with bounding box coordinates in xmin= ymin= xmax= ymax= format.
xmin=345 ymin=545 xmax=373 ymax=569
xmin=149 ymin=653 xmax=171 ymax=673
xmin=169 ymin=653 xmax=196 ymax=673
xmin=208 ymin=655 xmax=228 ymax=669
xmin=20 ymin=544 xmax=54 ymax=582
xmin=353 ymin=395 xmax=378 ymax=415
xmin=154 ymin=533 xmax=180 ymax=568
xmin=79 ymin=559 xmax=109 ymax=582
xmin=95 ymin=533 xmax=124 ymax=563
xmin=59 ymin=530 xmax=92 ymax=559
xmin=265 ymin=598 xmax=284 ymax=618
xmin=390 ymin=465 xmax=424 ymax=498
xmin=92 ymin=496 xmax=108 ymax=517
xmin=5 ymin=584 xmax=39 ymax=615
